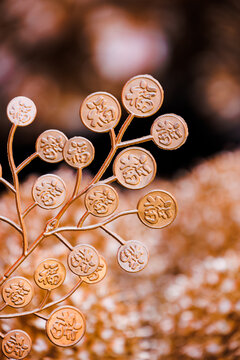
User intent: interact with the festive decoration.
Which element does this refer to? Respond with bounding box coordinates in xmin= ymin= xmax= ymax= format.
xmin=0 ymin=74 xmax=188 ymax=358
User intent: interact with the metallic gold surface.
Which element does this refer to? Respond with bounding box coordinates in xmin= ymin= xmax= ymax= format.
xmin=2 ymin=329 xmax=32 ymax=359
xmin=80 ymin=91 xmax=121 ymax=132
xmin=63 ymin=136 xmax=95 ymax=168
xmin=117 ymin=240 xmax=149 ymax=272
xmin=34 ymin=259 xmax=66 ymax=290
xmin=82 ymin=255 xmax=107 ymax=284
xmin=6 ymin=96 xmax=37 ymax=127
xmin=36 ymin=129 xmax=68 ymax=163
xmin=137 ymin=189 xmax=177 ymax=228
xmin=46 ymin=306 xmax=86 ymax=347
xmin=2 ymin=277 xmax=33 ymax=308
xmin=68 ymin=244 xmax=100 ymax=276
xmin=84 ymin=184 xmax=119 ymax=217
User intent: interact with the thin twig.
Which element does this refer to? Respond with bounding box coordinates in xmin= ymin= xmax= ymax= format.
xmin=0 ymin=278 xmax=83 ymax=319
xmin=22 ymin=202 xmax=37 ymax=218
xmin=117 ymin=134 xmax=153 ymax=148
xmin=0 ymin=216 xmax=23 ymax=234
xmin=100 ymin=225 xmax=126 ymax=245
xmin=7 ymin=125 xmax=28 ymax=255
xmin=54 ymin=233 xmax=73 ymax=251
xmin=47 ymin=209 xmax=138 ymax=235
xmin=0 ymin=303 xmax=7 ymax=312
xmin=16 ymin=152 xmax=38 ymax=174
xmin=0 ymin=178 xmax=16 ymax=193
xmin=77 ymin=210 xmax=89 ymax=228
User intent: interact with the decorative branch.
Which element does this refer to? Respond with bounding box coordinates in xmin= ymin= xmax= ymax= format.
xmin=0 ymin=177 xmax=16 ymax=193
xmin=16 ymin=152 xmax=38 ymax=174
xmin=0 ymin=216 xmax=23 ymax=234
xmin=100 ymin=225 xmax=126 ymax=245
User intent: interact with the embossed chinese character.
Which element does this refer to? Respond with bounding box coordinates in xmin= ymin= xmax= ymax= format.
xmin=34 ymin=259 xmax=66 ymax=290
xmin=2 ymin=330 xmax=31 ymax=359
xmin=119 ymin=154 xmax=152 ymax=185
xmin=125 ymin=80 xmax=157 ymax=114
xmin=36 ymin=180 xmax=63 ymax=206
xmin=50 ymin=311 xmax=82 ymax=341
xmin=87 ymin=96 xmax=116 ymax=127
xmin=117 ymin=241 xmax=149 ymax=273
xmin=63 ymin=137 xmax=94 ymax=168
xmin=68 ymin=245 xmax=99 ymax=276
xmin=2 ymin=277 xmax=33 ymax=308
xmin=143 ymin=195 xmax=172 ymax=224
xmin=156 ymin=120 xmax=182 ymax=146
xmin=7 ymin=96 xmax=37 ymax=126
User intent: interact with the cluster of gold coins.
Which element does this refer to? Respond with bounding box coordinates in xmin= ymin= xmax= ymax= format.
xmin=0 ymin=75 xmax=188 ymax=359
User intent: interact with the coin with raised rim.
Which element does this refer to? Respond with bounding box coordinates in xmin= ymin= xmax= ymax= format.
xmin=113 ymin=147 xmax=157 ymax=189
xmin=2 ymin=277 xmax=33 ymax=308
xmin=85 ymin=184 xmax=119 ymax=217
xmin=34 ymin=258 xmax=66 ymax=290
xmin=137 ymin=189 xmax=177 ymax=228
xmin=68 ymin=244 xmax=99 ymax=276
xmin=117 ymin=240 xmax=149 ymax=273
xmin=36 ymin=129 xmax=68 ymax=163
xmin=7 ymin=96 xmax=37 ymax=126
xmin=151 ymin=113 xmax=188 ymax=150
xmin=63 ymin=136 xmax=95 ymax=168
xmin=2 ymin=329 xmax=32 ymax=359
xmin=122 ymin=75 xmax=164 ymax=117
xmin=82 ymin=256 xmax=107 ymax=284
xmin=46 ymin=306 xmax=86 ymax=347
xmin=80 ymin=92 xmax=121 ymax=133
xmin=32 ymin=174 xmax=66 ymax=209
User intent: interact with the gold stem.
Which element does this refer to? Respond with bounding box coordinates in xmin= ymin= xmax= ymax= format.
xmin=0 ymin=216 xmax=22 ymax=234
xmin=0 ymin=178 xmax=16 ymax=193
xmin=100 ymin=225 xmax=126 ymax=245
xmin=7 ymin=125 xmax=28 ymax=255
xmin=77 ymin=210 xmax=89 ymax=228
xmin=54 ymin=233 xmax=73 ymax=250
xmin=117 ymin=134 xmax=153 ymax=148
xmin=16 ymin=152 xmax=38 ymax=174
xmin=22 ymin=202 xmax=37 ymax=218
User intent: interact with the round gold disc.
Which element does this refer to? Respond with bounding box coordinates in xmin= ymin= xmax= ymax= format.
xmin=36 ymin=129 xmax=68 ymax=163
xmin=63 ymin=136 xmax=95 ymax=168
xmin=122 ymin=75 xmax=164 ymax=117
xmin=137 ymin=189 xmax=177 ymax=228
xmin=34 ymin=258 xmax=66 ymax=290
xmin=32 ymin=174 xmax=66 ymax=209
xmin=82 ymin=256 xmax=107 ymax=284
xmin=117 ymin=240 xmax=149 ymax=273
xmin=2 ymin=277 xmax=33 ymax=308
xmin=80 ymin=92 xmax=122 ymax=132
xmin=68 ymin=244 xmax=99 ymax=276
xmin=84 ymin=184 xmax=119 ymax=217
xmin=113 ymin=147 xmax=157 ymax=189
xmin=2 ymin=330 xmax=32 ymax=359
xmin=7 ymin=96 xmax=37 ymax=126
xmin=46 ymin=306 xmax=86 ymax=347
xmin=151 ymin=113 xmax=188 ymax=150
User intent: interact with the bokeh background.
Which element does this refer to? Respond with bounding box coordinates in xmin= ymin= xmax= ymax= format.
xmin=1 ymin=0 xmax=240 ymax=359
xmin=0 ymin=0 xmax=240 ymax=179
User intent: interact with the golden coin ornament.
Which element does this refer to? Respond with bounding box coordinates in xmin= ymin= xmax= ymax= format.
xmin=82 ymin=256 xmax=107 ymax=284
xmin=7 ymin=96 xmax=37 ymax=126
xmin=80 ymin=92 xmax=121 ymax=132
xmin=2 ymin=277 xmax=33 ymax=308
xmin=46 ymin=306 xmax=86 ymax=347
xmin=34 ymin=258 xmax=66 ymax=290
xmin=137 ymin=190 xmax=177 ymax=228
xmin=63 ymin=136 xmax=94 ymax=168
xmin=117 ymin=240 xmax=149 ymax=273
xmin=113 ymin=147 xmax=157 ymax=189
xmin=68 ymin=244 xmax=99 ymax=276
xmin=122 ymin=75 xmax=164 ymax=117
xmin=36 ymin=129 xmax=68 ymax=162
xmin=32 ymin=174 xmax=66 ymax=209
xmin=151 ymin=113 xmax=188 ymax=150
xmin=85 ymin=184 xmax=119 ymax=217
xmin=2 ymin=330 xmax=32 ymax=359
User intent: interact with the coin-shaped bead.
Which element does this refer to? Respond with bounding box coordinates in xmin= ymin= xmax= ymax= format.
xmin=46 ymin=306 xmax=86 ymax=347
xmin=36 ymin=130 xmax=68 ymax=163
xmin=7 ymin=96 xmax=37 ymax=126
xmin=122 ymin=75 xmax=164 ymax=117
xmin=2 ymin=330 xmax=32 ymax=359
xmin=113 ymin=147 xmax=157 ymax=189
xmin=2 ymin=277 xmax=33 ymax=308
xmin=151 ymin=114 xmax=188 ymax=150
xmin=32 ymin=174 xmax=66 ymax=209
xmin=34 ymin=258 xmax=66 ymax=290
xmin=68 ymin=244 xmax=99 ymax=276
xmin=82 ymin=256 xmax=107 ymax=284
xmin=137 ymin=190 xmax=177 ymax=228
xmin=85 ymin=184 xmax=118 ymax=217
xmin=63 ymin=136 xmax=94 ymax=168
xmin=117 ymin=240 xmax=149 ymax=273
xmin=80 ymin=92 xmax=121 ymax=133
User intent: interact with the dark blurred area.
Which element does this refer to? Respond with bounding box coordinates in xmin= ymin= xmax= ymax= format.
xmin=0 ymin=0 xmax=240 ymax=181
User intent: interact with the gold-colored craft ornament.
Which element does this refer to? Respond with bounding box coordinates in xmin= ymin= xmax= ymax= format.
xmin=0 ymin=74 xmax=188 ymax=357
xmin=34 ymin=258 xmax=66 ymax=290
xmin=46 ymin=306 xmax=86 ymax=347
xmin=2 ymin=330 xmax=32 ymax=359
